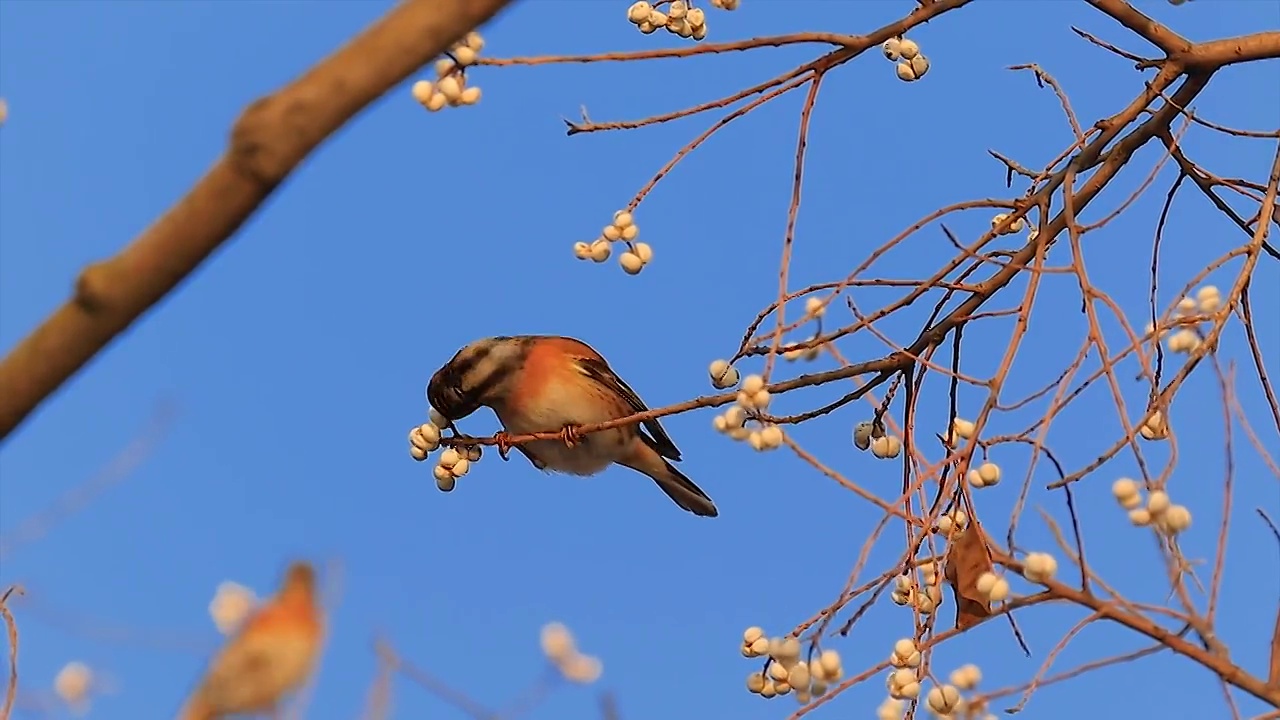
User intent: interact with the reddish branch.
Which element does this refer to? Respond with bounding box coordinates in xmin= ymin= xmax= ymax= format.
xmin=0 ymin=0 xmax=514 ymax=443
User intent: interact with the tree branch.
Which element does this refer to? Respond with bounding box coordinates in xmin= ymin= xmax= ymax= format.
xmin=0 ymin=0 xmax=514 ymax=443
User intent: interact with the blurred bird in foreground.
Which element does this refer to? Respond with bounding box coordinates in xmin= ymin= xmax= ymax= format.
xmin=177 ymin=562 xmax=323 ymax=720
xmin=427 ymin=335 xmax=719 ymax=517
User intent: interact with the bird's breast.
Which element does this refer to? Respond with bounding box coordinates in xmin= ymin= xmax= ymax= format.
xmin=494 ymin=387 xmax=634 ymax=477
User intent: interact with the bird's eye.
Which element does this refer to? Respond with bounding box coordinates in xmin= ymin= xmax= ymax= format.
xmin=445 ymin=387 xmax=481 ymax=419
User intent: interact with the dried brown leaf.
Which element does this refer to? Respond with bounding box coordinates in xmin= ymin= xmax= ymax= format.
xmin=944 ymin=522 xmax=994 ymax=631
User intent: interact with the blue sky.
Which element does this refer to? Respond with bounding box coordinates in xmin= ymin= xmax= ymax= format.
xmin=1 ymin=1 xmax=1277 ymax=719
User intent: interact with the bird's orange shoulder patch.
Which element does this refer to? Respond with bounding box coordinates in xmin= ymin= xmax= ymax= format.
xmin=508 ymin=339 xmax=575 ymax=415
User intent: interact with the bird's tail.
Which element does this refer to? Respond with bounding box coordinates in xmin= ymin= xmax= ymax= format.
xmin=653 ymin=460 xmax=718 ymax=517
xmin=622 ymin=444 xmax=718 ymax=517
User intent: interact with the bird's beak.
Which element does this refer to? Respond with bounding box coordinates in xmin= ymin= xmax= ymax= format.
xmin=427 ymin=367 xmax=480 ymax=421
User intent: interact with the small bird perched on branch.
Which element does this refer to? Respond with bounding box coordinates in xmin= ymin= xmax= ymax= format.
xmin=427 ymin=335 xmax=718 ymax=517
xmin=177 ymin=562 xmax=324 ymax=720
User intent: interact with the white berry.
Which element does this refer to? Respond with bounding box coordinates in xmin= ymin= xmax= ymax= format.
xmin=926 ymin=685 xmax=961 ymax=715
xmin=1163 ymin=504 xmax=1192 ymax=533
xmin=1022 ymin=552 xmax=1058 ymax=583
xmin=977 ymin=461 xmax=1001 ymax=485
xmin=709 ymin=359 xmax=740 ymax=389
xmin=436 ymin=75 xmax=462 ymax=102
xmin=424 ymin=93 xmax=448 ymax=112
xmin=453 ymin=46 xmax=478 ymax=66
xmin=412 ymin=80 xmax=434 ymax=103
xmin=909 ymin=54 xmax=930 ymax=79
xmin=1112 ymin=478 xmax=1140 ymax=504
xmin=633 ymin=242 xmax=653 ymax=263
xmin=1147 ymin=490 xmax=1170 ymax=515
xmin=853 ymin=421 xmax=874 ymax=451
xmin=883 ymin=37 xmax=902 ymax=61
xmin=619 ymin=251 xmax=644 ymax=275
xmin=627 ymin=1 xmax=652 ymax=23
xmin=871 ymin=435 xmax=901 ymax=459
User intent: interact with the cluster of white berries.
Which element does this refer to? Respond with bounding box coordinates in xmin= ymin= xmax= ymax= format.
xmin=887 ymin=664 xmax=921 ymax=701
xmin=879 ymin=642 xmax=988 ymax=718
xmin=945 ymin=417 xmax=977 ymax=446
xmin=854 ymin=421 xmax=902 ymax=459
xmin=974 ymin=571 xmax=1011 ymax=602
xmin=736 ymin=373 xmax=771 ymax=410
xmin=708 ymin=358 xmax=741 ymax=389
xmin=782 ymin=297 xmax=829 ymax=362
xmin=934 ymin=508 xmax=969 ymax=536
xmin=55 ymin=662 xmax=94 ymax=712
xmin=1138 ymin=409 xmax=1170 ymax=441
xmin=540 ymin=622 xmax=603 ymax=684
xmin=409 ymin=408 xmax=483 ymax=492
xmin=882 ymin=36 xmax=931 ymax=82
xmin=741 ymin=628 xmax=843 ymax=703
xmin=431 ymin=445 xmax=483 ymax=492
xmin=626 ymin=1 xmax=708 ymax=40
xmin=1020 ymin=551 xmax=1058 ymax=583
xmin=709 ymin=373 xmax=785 ymax=451
xmin=950 ymin=663 xmax=983 ymax=690
xmin=926 ymin=684 xmax=964 ymax=716
xmin=967 ymin=461 xmax=1002 ymax=488
xmin=714 ymin=405 xmax=785 ymax=450
xmin=1171 ymin=285 xmax=1220 ymax=354
xmin=709 ymin=0 xmax=740 ymax=8
xmin=1111 ymin=478 xmax=1193 ymax=534
xmin=1144 ymin=284 xmax=1219 ymax=354
xmin=990 ymin=212 xmax=1026 ymax=235
xmin=574 ymin=210 xmax=654 ymax=275
xmin=890 ymin=566 xmax=944 ymax=614
xmin=209 ymin=581 xmax=258 ymax=635
xmin=411 ymin=32 xmax=485 ymax=112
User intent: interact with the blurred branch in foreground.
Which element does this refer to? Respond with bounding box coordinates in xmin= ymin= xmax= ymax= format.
xmin=0 ymin=0 xmax=515 ymax=445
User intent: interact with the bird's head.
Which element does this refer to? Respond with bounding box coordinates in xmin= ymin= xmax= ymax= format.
xmin=426 ymin=336 xmax=523 ymax=423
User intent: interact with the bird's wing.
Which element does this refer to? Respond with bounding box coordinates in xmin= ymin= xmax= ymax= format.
xmin=574 ymin=356 xmax=682 ymax=461
xmin=198 ymin=631 xmax=277 ymax=710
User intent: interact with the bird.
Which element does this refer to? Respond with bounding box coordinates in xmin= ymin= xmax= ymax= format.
xmin=177 ymin=562 xmax=324 ymax=720
xmin=426 ymin=335 xmax=718 ymax=517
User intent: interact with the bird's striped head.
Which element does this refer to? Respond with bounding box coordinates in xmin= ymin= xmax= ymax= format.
xmin=426 ymin=336 xmax=527 ymax=421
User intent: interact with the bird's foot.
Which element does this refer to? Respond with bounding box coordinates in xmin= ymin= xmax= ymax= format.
xmin=494 ymin=431 xmax=514 ymax=461
xmin=559 ymin=424 xmax=583 ymax=448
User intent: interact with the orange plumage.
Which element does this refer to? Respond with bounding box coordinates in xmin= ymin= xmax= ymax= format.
xmin=178 ymin=562 xmax=324 ymax=720
xmin=426 ymin=335 xmax=718 ymax=517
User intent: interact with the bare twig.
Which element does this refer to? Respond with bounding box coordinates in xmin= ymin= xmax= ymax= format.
xmin=0 ymin=585 xmax=23 ymax=720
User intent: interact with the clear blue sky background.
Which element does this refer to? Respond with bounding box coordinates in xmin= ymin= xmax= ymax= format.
xmin=1 ymin=1 xmax=1277 ymax=719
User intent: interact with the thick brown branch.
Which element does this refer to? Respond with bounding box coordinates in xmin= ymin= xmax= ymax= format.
xmin=1186 ymin=30 xmax=1280 ymax=70
xmin=0 ymin=0 xmax=514 ymax=443
xmin=1085 ymin=0 xmax=1191 ymax=56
